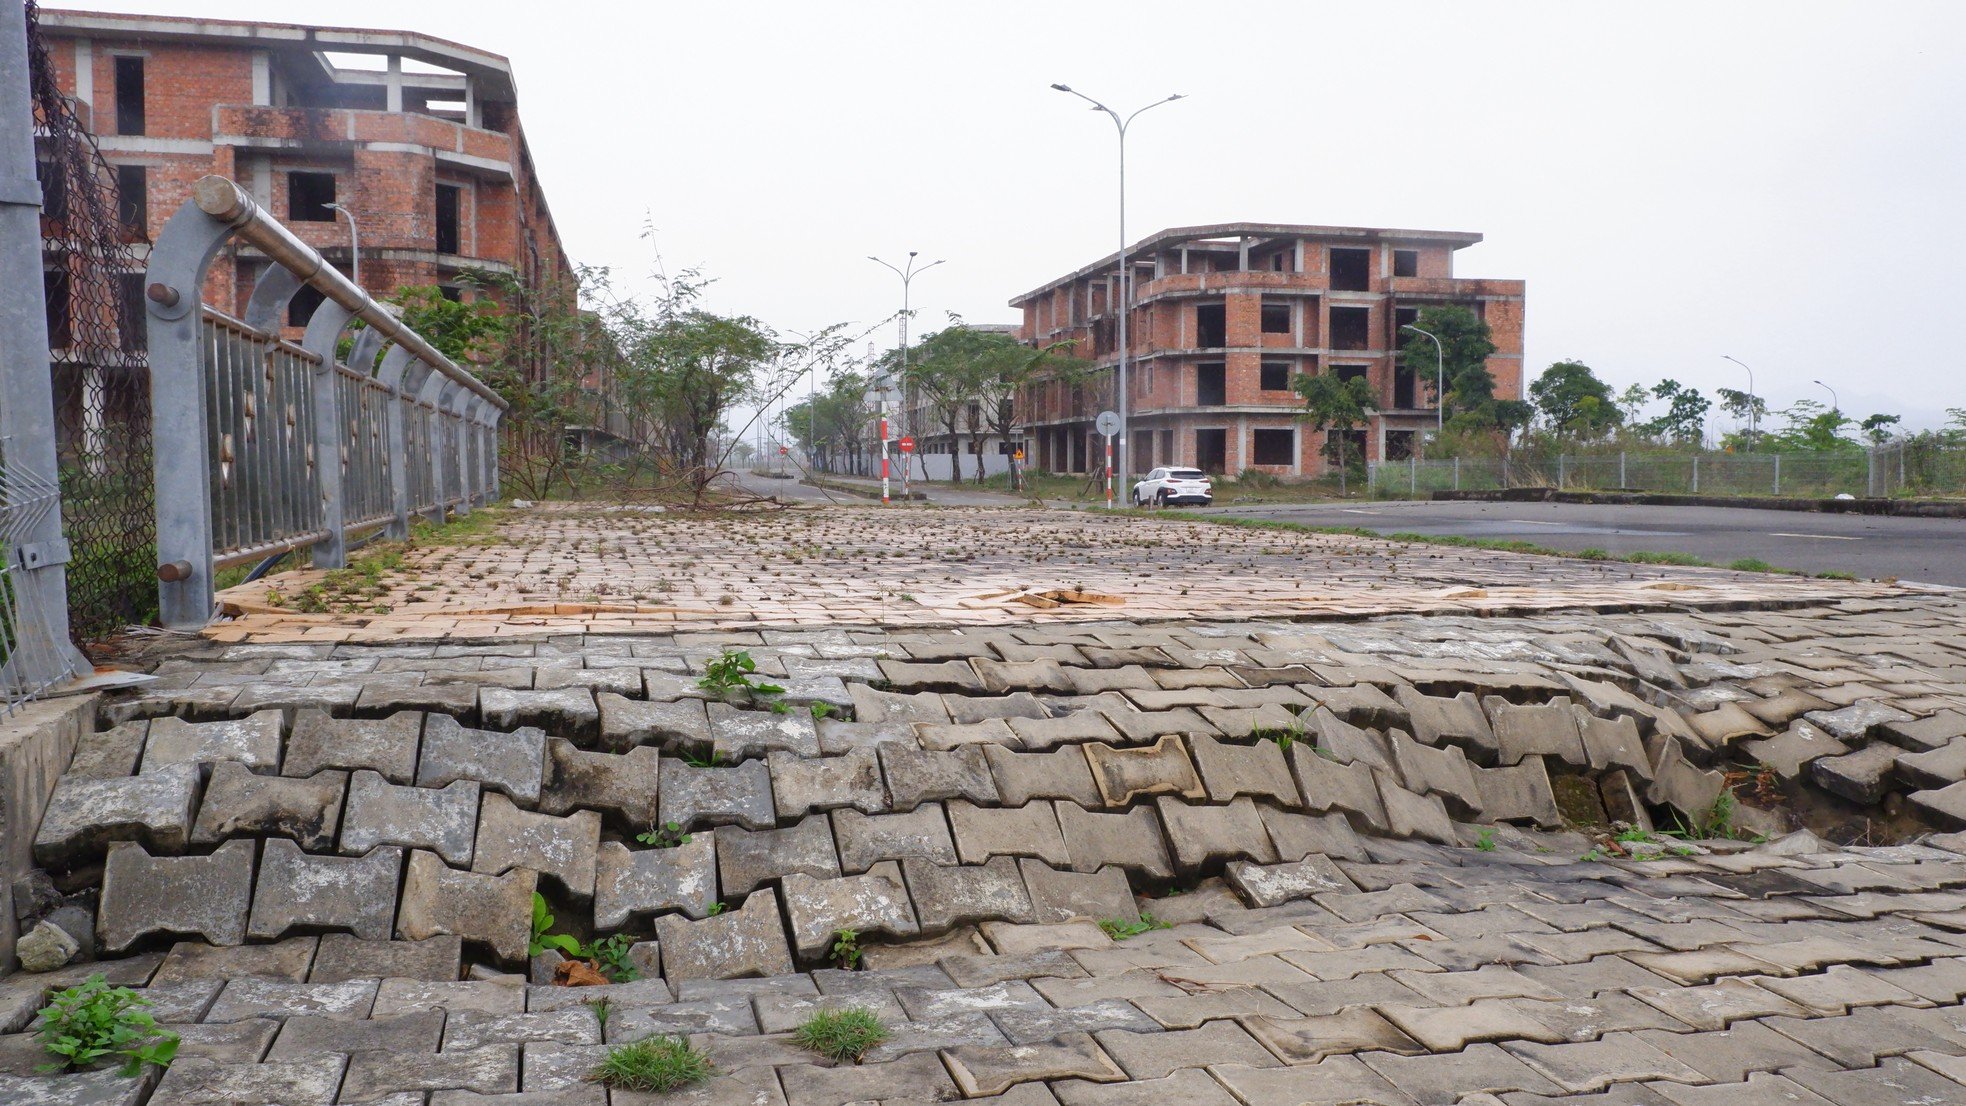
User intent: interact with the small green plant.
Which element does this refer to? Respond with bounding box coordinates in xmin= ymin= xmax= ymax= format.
xmin=585 ymin=934 xmax=640 ymax=983
xmin=636 ymin=822 xmax=692 ymax=849
xmin=1663 ymin=787 xmax=1741 ymax=841
xmin=1817 ymin=569 xmax=1858 ymax=581
xmin=1098 ymin=913 xmax=1171 ymax=941
xmin=809 ymin=702 xmax=838 ymax=721
xmin=681 ymin=748 xmax=726 ymax=769
xmin=1574 ymin=548 xmax=1611 ymax=560
xmin=585 ymin=995 xmax=614 ymax=1034
xmin=34 ymin=975 xmax=180 ymax=1076
xmin=830 ymin=928 xmax=863 ymax=969
xmin=1728 ymin=558 xmax=1775 ymax=573
xmin=591 ymin=1035 xmax=712 ymax=1093
xmin=1254 ymin=716 xmax=1306 ymax=752
xmin=529 ymin=892 xmax=582 ymax=959
xmin=707 ymin=902 xmax=728 ymax=916
xmin=1474 ymin=828 xmax=1497 ymax=852
xmin=697 ymin=649 xmax=786 ymax=704
xmin=793 ymin=1007 xmax=890 ymax=1063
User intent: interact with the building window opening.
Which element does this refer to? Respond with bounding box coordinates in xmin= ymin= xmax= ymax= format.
xmin=1195 ymin=428 xmax=1227 ymax=475
xmin=113 ymin=56 xmax=145 ymax=136
xmin=1329 ymin=247 xmax=1370 ymax=291
xmin=1335 ymin=364 xmax=1370 ymax=384
xmin=1252 ymin=428 xmax=1294 ymax=467
xmin=1386 ymin=429 xmax=1417 ymax=460
xmin=1260 ymin=300 xmax=1291 ymax=334
xmin=1394 ymin=365 xmax=1417 ymax=409
xmin=1195 ymin=302 xmax=1226 ymax=348
xmin=288 ymin=172 xmax=337 ymax=222
xmin=1260 ymin=361 xmax=1291 ymax=392
xmin=439 ymin=285 xmax=463 ymax=303
xmin=435 ymin=183 xmax=461 ymax=254
xmin=1394 ymin=250 xmax=1419 ymax=278
xmin=114 ymin=164 xmax=146 ymax=238
xmin=1330 ymin=306 xmax=1370 ymax=350
xmin=1196 ymin=362 xmax=1226 ymax=406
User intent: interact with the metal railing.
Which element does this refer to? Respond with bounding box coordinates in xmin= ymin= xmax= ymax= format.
xmin=143 ymin=175 xmax=505 ymax=629
xmin=1367 ymin=445 xmax=1966 ymax=500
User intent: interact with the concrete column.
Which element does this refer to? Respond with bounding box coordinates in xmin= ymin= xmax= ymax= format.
xmin=385 ymin=55 xmax=404 ymax=114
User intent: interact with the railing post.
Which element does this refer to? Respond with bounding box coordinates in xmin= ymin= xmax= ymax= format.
xmin=299 ymin=302 xmax=355 ymax=568
xmin=448 ymin=390 xmax=475 ymax=514
xmin=143 ymin=197 xmax=241 ymax=630
xmin=416 ymin=372 xmax=451 ymax=525
xmin=487 ymin=408 xmax=503 ymax=501
xmin=376 ymin=346 xmax=417 ymax=539
xmin=0 ymin=0 xmax=89 ymax=681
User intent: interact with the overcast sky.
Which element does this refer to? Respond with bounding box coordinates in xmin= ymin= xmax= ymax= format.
xmin=80 ymin=0 xmax=1966 ymax=430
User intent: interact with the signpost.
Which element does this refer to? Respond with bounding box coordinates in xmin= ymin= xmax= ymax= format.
xmin=879 ymin=412 xmax=890 ymax=505
xmin=1012 ymin=447 xmax=1025 ymax=493
xmin=1096 ymin=410 xmax=1120 ymax=510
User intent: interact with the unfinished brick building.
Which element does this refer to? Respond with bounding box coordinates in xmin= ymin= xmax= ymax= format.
xmin=1010 ymin=222 xmax=1526 ymax=477
xmin=37 ymin=8 xmax=571 ymax=349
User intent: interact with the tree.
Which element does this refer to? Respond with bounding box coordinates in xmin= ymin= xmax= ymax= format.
xmin=385 ymin=282 xmax=510 ymax=364
xmin=1529 ymin=360 xmax=1621 ymax=440
xmin=1860 ymin=413 xmax=1902 ymax=445
xmin=1643 ymin=379 xmax=1711 ymax=445
xmin=781 ymin=369 xmax=871 ymax=473
xmin=1761 ymin=399 xmax=1855 ymax=452
xmin=1293 ymin=371 xmax=1376 ymax=496
xmin=1714 ymin=387 xmax=1769 ymax=451
xmin=1399 ymin=305 xmax=1496 ymax=419
xmin=904 ymin=323 xmax=1089 ymax=481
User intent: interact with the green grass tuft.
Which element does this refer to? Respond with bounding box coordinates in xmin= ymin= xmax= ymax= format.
xmin=792 ymin=1007 xmax=890 ymax=1063
xmin=591 ymin=1036 xmax=712 ymax=1093
xmin=1099 ymin=913 xmax=1172 ymax=940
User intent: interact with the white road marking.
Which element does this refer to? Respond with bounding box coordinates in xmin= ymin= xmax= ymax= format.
xmin=1514 ymin=520 xmax=1565 ymax=527
xmin=1340 ymin=509 xmax=1379 ymax=515
xmin=1767 ymin=532 xmax=1861 ymax=541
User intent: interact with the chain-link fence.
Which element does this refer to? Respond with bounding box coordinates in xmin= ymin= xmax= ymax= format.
xmin=0 ymin=438 xmax=73 ymax=716
xmin=1368 ymin=445 xmax=1966 ymax=500
xmin=27 ymin=0 xmax=155 ymax=642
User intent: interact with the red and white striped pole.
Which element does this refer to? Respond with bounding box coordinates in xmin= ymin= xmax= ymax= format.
xmin=879 ymin=412 xmax=890 ymax=506
xmin=1104 ymin=434 xmax=1114 ymax=510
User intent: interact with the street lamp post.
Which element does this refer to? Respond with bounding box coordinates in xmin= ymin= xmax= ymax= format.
xmin=1722 ymin=355 xmax=1758 ymax=451
xmin=1050 ymin=83 xmax=1184 ymax=503
xmin=1813 ymin=379 xmax=1839 ymax=415
xmin=323 ymin=202 xmax=360 ymax=289
xmin=869 ymin=252 xmax=944 ymax=501
xmin=1401 ymin=323 xmax=1445 ymax=438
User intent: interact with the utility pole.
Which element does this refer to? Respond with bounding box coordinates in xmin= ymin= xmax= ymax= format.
xmin=869 ymin=252 xmax=943 ymax=500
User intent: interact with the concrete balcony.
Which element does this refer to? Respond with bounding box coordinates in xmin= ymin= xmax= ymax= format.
xmin=213 ymin=105 xmax=516 ymax=179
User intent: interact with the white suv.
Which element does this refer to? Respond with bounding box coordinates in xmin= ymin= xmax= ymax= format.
xmin=1133 ymin=467 xmax=1213 ymax=507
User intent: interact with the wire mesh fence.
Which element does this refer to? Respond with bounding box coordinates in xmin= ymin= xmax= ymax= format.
xmin=27 ymin=0 xmax=156 ymax=642
xmin=0 ymin=438 xmax=73 ymax=716
xmin=1368 ymin=445 xmax=1966 ymax=500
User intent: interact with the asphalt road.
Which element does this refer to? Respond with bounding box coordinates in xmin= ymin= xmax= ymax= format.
xmin=1198 ymin=499 xmax=1966 ymax=587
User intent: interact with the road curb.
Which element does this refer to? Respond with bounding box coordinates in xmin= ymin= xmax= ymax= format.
xmin=1431 ymin=488 xmax=1966 ymax=518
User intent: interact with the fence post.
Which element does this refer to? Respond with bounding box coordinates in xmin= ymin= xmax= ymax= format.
xmin=416 ymin=372 xmax=451 ymax=525
xmin=449 ymin=391 xmax=475 ymax=513
xmin=1558 ymin=454 xmax=1567 ymax=489
xmin=376 ymin=346 xmax=418 ymax=539
xmin=299 ymin=302 xmax=355 ymax=568
xmin=0 ymin=0 xmax=89 ymax=681
xmin=486 ymin=408 xmax=503 ymax=501
xmin=1409 ymin=455 xmax=1417 ymax=496
xmin=1619 ymin=451 xmax=1626 ymax=488
xmin=1691 ymin=455 xmax=1699 ymax=494
xmin=1773 ymin=453 xmax=1781 ymax=496
xmin=1503 ymin=456 xmax=1511 ymax=487
xmin=1868 ymin=450 xmax=1877 ymax=497
xmin=1453 ymin=456 xmax=1460 ymax=491
xmin=142 ymin=197 xmax=239 ymax=629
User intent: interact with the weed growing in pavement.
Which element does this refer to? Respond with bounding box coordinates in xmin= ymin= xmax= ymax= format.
xmin=592 ymin=1035 xmax=712 ymax=1093
xmin=585 ymin=996 xmax=614 ymax=1034
xmin=1574 ymin=548 xmax=1611 ymax=560
xmin=636 ymin=822 xmax=692 ymax=849
xmin=793 ymin=1008 xmax=890 ymax=1063
xmin=707 ymin=902 xmax=727 ymax=916
xmin=585 ymin=934 xmax=640 ymax=982
xmin=830 ymin=928 xmax=864 ymax=969
xmin=1474 ymin=828 xmax=1497 ymax=852
xmin=1099 ymin=914 xmax=1171 ymax=941
xmin=34 ymin=975 xmax=179 ymax=1075
xmin=809 ymin=702 xmax=838 ymax=721
xmin=1621 ymin=550 xmax=1712 ymax=567
xmin=1817 ymin=570 xmax=1858 ymax=581
xmin=697 ymin=649 xmax=786 ymax=706
xmin=1663 ymin=787 xmax=1749 ymax=842
xmin=1252 ymin=715 xmax=1306 ymax=752
xmin=681 ymin=749 xmax=727 ymax=769
xmin=529 ymin=893 xmax=583 ymax=959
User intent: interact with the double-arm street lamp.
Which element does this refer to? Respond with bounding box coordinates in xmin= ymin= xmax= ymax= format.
xmin=1722 ymin=355 xmax=1758 ymax=450
xmin=1050 ymin=83 xmax=1184 ymax=500
xmin=869 ymin=252 xmax=944 ymax=498
xmin=1401 ymin=323 xmax=1445 ymax=436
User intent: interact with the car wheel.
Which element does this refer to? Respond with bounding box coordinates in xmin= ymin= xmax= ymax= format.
xmin=1155 ymin=490 xmax=1168 ymax=508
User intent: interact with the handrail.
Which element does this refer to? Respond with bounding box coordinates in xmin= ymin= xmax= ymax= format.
xmin=187 ymin=176 xmax=507 ymax=410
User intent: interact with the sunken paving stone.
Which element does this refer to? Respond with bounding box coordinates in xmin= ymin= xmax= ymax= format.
xmin=1154 ymin=795 xmax=1278 ymax=874
xmin=880 ymin=743 xmax=1001 ymax=809
xmin=536 ymin=740 xmax=660 ymax=828
xmin=1188 ymin=733 xmax=1298 ymax=804
xmin=986 ymin=743 xmax=1106 ymax=806
xmin=282 ymin=709 xmax=421 ymax=783
xmin=717 ymin=819 xmax=841 ymax=897
xmin=596 ymin=692 xmax=711 ymax=749
xmin=953 ymin=799 xmax=1074 ymax=868
xmin=1810 ymin=741 xmax=1906 ymax=805
xmin=1082 ymin=735 xmax=1204 ymax=805
xmin=651 ymin=887 xmax=796 ymax=980
xmin=471 ymin=793 xmax=601 ymax=899
xmin=656 ymin=756 xmax=775 ymax=830
xmin=247 ymin=839 xmax=403 ymax=941
xmin=1020 ymin=860 xmax=1139 ymax=925
xmin=97 ymin=838 xmax=255 ymax=953
xmin=395 ymin=849 xmax=537 ymax=964
xmin=480 ymin=686 xmax=599 ymax=737
xmin=831 ymin=803 xmax=958 ymax=873
xmin=33 ymin=762 xmax=199 ymax=866
xmin=902 ymin=856 xmax=1035 ymax=933
xmin=416 ymin=715 xmax=546 ymax=805
xmin=593 ymin=833 xmax=718 ymax=926
xmin=309 ymin=935 xmax=462 ymax=983
xmin=705 ymin=700 xmax=820 ymax=759
xmin=1224 ymin=854 xmax=1356 ymax=908
xmin=340 ymin=770 xmax=481 ymax=866
xmin=189 ymin=762 xmax=346 ymax=850
xmin=1054 ymin=803 xmax=1171 ymax=878
xmin=782 ymin=861 xmax=921 ymax=957
xmin=768 ymin=747 xmax=886 ymax=817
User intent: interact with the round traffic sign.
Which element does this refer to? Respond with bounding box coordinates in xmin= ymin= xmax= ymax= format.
xmin=899 ymin=436 xmax=915 ymax=454
xmin=1095 ymin=410 xmax=1120 ymax=436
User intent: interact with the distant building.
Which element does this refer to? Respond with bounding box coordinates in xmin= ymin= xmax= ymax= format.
xmin=895 ymin=322 xmax=1023 ymax=481
xmin=1009 ymin=222 xmax=1526 ymax=477
xmin=35 ymin=9 xmax=582 ymax=380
